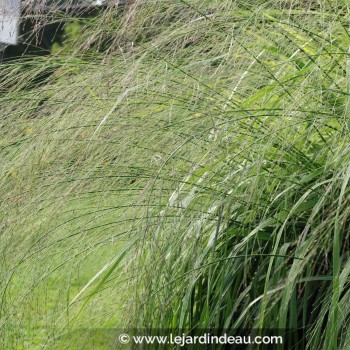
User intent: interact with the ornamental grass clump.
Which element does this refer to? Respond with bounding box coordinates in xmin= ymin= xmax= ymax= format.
xmin=1 ymin=0 xmax=350 ymax=349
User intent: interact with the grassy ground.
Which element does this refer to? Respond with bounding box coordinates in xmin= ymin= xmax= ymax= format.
xmin=1 ymin=0 xmax=350 ymax=349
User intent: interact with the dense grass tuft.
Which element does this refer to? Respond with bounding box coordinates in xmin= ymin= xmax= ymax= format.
xmin=1 ymin=0 xmax=350 ymax=349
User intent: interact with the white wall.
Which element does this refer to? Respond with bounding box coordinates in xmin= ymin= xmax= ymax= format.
xmin=0 ymin=0 xmax=21 ymax=45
